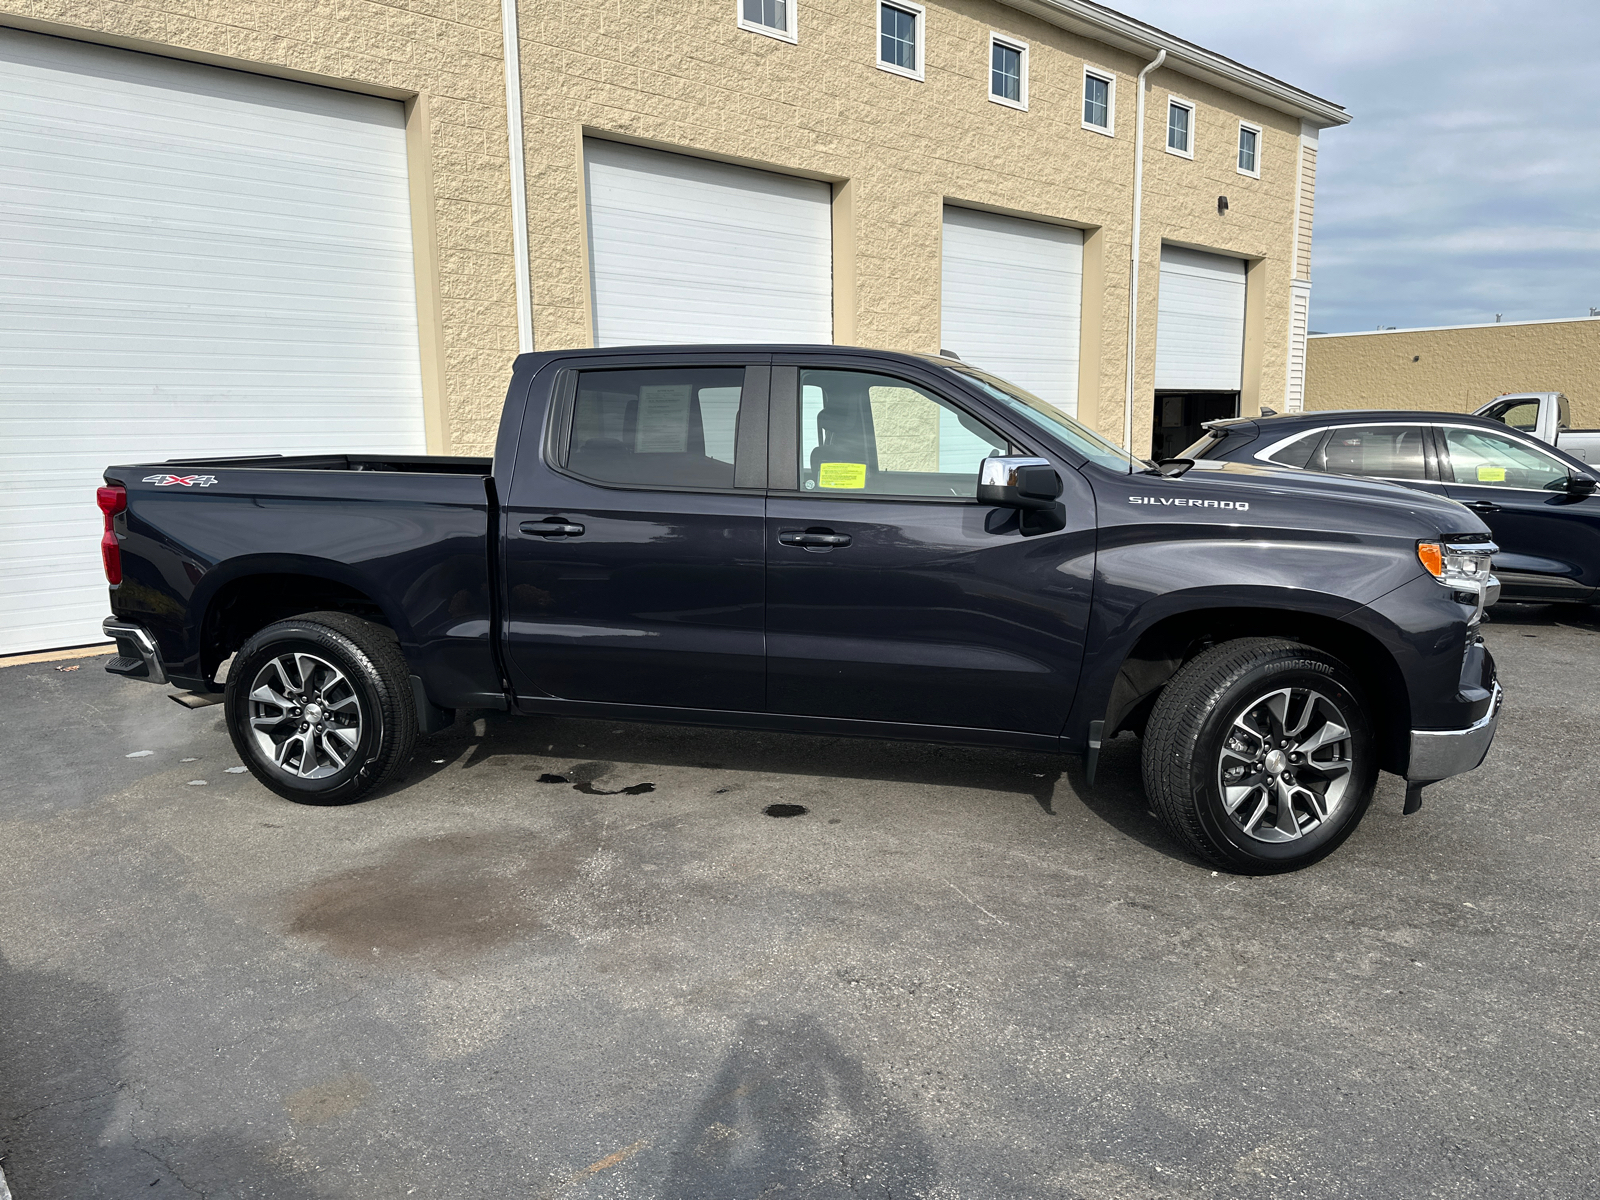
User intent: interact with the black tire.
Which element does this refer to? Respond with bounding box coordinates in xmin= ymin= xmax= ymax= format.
xmin=224 ymin=611 xmax=417 ymax=805
xmin=1142 ymin=638 xmax=1377 ymax=874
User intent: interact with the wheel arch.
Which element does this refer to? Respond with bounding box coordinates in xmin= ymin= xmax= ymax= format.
xmin=194 ymin=556 xmax=410 ymax=686
xmin=1099 ymin=606 xmax=1411 ymax=776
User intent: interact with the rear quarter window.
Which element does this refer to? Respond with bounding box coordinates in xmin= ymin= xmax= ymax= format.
xmin=1261 ymin=430 xmax=1322 ymax=469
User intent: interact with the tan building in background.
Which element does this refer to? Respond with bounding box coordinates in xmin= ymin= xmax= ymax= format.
xmin=1305 ymin=317 xmax=1600 ymax=426
xmin=1 ymin=0 xmax=1345 ymax=651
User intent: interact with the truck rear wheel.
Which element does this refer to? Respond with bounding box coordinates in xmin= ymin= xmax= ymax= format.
xmin=224 ymin=612 xmax=417 ymax=805
xmin=1142 ymin=638 xmax=1377 ymax=873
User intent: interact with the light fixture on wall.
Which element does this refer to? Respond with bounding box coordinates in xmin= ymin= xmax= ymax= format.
xmin=1217 ymin=195 xmax=1229 ymax=215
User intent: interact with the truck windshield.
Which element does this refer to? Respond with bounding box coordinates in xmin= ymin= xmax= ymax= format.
xmin=945 ymin=366 xmax=1143 ymax=473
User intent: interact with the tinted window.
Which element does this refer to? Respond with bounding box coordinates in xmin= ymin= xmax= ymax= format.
xmin=1264 ymin=430 xmax=1322 ymax=469
xmin=1321 ymin=425 xmax=1427 ymax=480
xmin=1441 ymin=427 xmax=1569 ymax=491
xmin=798 ymin=370 xmax=1009 ymax=498
xmin=568 ymin=368 xmax=744 ymax=489
xmin=945 ymin=366 xmax=1141 ymax=471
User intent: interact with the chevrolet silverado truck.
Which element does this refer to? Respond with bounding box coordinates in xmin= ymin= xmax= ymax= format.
xmin=99 ymin=346 xmax=1503 ymax=873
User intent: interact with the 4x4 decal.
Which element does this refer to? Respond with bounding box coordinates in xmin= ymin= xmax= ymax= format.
xmin=143 ymin=474 xmax=219 ymax=487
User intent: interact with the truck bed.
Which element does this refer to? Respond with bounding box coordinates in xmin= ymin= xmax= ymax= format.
xmin=147 ymin=453 xmax=493 ymax=475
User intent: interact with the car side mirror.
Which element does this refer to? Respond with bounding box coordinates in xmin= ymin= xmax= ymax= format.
xmin=977 ymin=456 xmax=1066 ymax=535
xmin=1564 ymin=471 xmax=1598 ymax=497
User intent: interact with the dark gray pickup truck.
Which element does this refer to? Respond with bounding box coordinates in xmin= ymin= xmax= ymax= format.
xmin=100 ymin=346 xmax=1503 ymax=872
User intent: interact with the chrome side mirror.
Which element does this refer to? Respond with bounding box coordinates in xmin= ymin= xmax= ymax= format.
xmin=977 ymin=456 xmax=1066 ymax=535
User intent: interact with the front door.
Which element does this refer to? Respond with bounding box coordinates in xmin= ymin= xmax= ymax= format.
xmin=1434 ymin=423 xmax=1600 ymax=601
xmin=763 ymin=363 xmax=1095 ymax=735
xmin=501 ymin=360 xmax=769 ymax=709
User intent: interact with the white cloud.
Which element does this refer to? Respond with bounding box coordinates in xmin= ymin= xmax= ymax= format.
xmin=1113 ymin=0 xmax=1600 ymax=330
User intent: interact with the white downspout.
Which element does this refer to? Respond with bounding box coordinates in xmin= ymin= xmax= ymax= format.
xmin=501 ymin=0 xmax=534 ymax=354
xmin=1123 ymin=48 xmax=1166 ymax=455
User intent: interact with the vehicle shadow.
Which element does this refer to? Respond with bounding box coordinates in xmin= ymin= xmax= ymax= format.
xmin=1484 ymin=600 xmax=1600 ymax=631
xmin=398 ymin=706 xmax=1204 ymax=868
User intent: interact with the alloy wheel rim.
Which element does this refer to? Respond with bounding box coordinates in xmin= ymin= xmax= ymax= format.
xmin=1216 ymin=686 xmax=1354 ymax=843
xmin=247 ymin=652 xmax=363 ymax=779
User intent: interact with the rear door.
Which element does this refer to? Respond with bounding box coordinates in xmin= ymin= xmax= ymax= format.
xmin=1435 ymin=423 xmax=1600 ymax=600
xmin=762 ymin=358 xmax=1095 ymax=735
xmin=1313 ymin=422 xmax=1455 ymax=502
xmin=501 ymin=356 xmax=771 ymax=709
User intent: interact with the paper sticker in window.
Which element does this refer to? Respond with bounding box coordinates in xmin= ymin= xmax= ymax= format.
xmin=1477 ymin=465 xmax=1507 ymax=483
xmin=819 ymin=462 xmax=867 ymax=489
xmin=635 ymin=385 xmax=692 ymax=453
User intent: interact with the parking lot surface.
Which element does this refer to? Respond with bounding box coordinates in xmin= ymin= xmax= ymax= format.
xmin=2 ymin=604 xmax=1597 ymax=1199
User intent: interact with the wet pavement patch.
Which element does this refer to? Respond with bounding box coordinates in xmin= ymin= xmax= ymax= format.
xmin=536 ymin=773 xmax=569 ymax=783
xmin=285 ymin=831 xmax=580 ymax=962
xmin=576 ymin=781 xmax=655 ymax=796
xmin=763 ymin=804 xmax=808 ymax=819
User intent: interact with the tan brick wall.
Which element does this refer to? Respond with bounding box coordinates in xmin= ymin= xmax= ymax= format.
xmin=4 ymin=0 xmax=1321 ymax=457
xmin=1305 ymin=320 xmax=1600 ymax=427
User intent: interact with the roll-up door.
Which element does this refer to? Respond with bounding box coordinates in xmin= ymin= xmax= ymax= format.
xmin=940 ymin=207 xmax=1083 ymax=415
xmin=584 ymin=139 xmax=832 ymax=347
xmin=0 ymin=28 xmax=426 ymax=654
xmin=1154 ymin=246 xmax=1247 ymax=391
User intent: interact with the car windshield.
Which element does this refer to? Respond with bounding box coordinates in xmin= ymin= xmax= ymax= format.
xmin=944 ymin=365 xmax=1142 ymax=472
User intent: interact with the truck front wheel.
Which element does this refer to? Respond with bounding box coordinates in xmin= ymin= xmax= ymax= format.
xmin=1142 ymin=638 xmax=1377 ymax=873
xmin=224 ymin=612 xmax=417 ymax=805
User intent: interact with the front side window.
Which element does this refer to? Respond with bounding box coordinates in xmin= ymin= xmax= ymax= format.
xmin=1483 ymin=399 xmax=1542 ymax=432
xmin=877 ymin=2 xmax=922 ymax=78
xmin=739 ymin=0 xmax=795 ymax=41
xmin=1320 ymin=425 xmax=1428 ymax=480
xmin=566 ymin=367 xmax=745 ymax=489
xmin=947 ymin=366 xmax=1141 ymax=472
xmin=1167 ymin=99 xmax=1193 ymax=156
xmin=1440 ymin=427 xmax=1571 ymax=491
xmin=990 ymin=37 xmax=1025 ymax=108
xmin=798 ymin=369 xmax=1009 ymax=498
xmin=1237 ymin=123 xmax=1260 ymax=175
xmin=1083 ymin=69 xmax=1112 ymax=132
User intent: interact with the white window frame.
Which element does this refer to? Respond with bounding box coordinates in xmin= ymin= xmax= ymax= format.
xmin=987 ymin=33 xmax=1027 ymax=111
xmin=1081 ymin=65 xmax=1115 ymax=136
xmin=876 ymin=0 xmax=925 ymax=82
xmin=1236 ymin=120 xmax=1262 ymax=178
xmin=735 ymin=0 xmax=798 ymax=43
xmin=1165 ymin=96 xmax=1195 ymax=159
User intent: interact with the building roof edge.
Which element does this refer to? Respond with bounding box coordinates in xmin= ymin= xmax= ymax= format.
xmin=1310 ymin=316 xmax=1600 ymax=340
xmin=998 ymin=0 xmax=1351 ymax=128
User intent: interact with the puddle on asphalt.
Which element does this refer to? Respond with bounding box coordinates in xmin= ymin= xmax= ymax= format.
xmin=763 ymin=804 xmax=808 ymax=819
xmin=286 ymin=831 xmax=581 ymax=962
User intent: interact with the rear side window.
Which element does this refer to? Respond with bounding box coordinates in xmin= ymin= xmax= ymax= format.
xmin=798 ymin=369 xmax=1010 ymax=497
xmin=1488 ymin=400 xmax=1541 ymax=432
xmin=566 ymin=368 xmax=744 ymax=489
xmin=1262 ymin=430 xmax=1322 ymax=469
xmin=1320 ymin=425 xmax=1427 ymax=480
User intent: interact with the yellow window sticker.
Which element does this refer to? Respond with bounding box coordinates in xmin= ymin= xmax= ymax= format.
xmin=1477 ymin=465 xmax=1507 ymax=483
xmin=819 ymin=462 xmax=867 ymax=489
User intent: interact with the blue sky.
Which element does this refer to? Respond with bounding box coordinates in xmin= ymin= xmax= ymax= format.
xmin=1115 ymin=0 xmax=1600 ymax=333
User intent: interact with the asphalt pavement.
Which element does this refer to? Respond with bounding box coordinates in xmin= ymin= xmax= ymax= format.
xmin=2 ymin=604 xmax=1597 ymax=1199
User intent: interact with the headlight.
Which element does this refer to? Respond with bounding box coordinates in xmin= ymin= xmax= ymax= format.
xmin=1417 ymin=538 xmax=1500 ymax=615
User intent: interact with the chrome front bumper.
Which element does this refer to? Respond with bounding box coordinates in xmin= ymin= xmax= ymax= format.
xmin=103 ymin=618 xmax=167 ymax=685
xmin=1407 ymin=681 xmax=1503 ymax=782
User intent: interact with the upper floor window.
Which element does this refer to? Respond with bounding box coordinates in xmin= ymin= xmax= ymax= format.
xmin=877 ymin=1 xmax=924 ymax=80
xmin=1237 ymin=122 xmax=1261 ymax=177
xmin=1166 ymin=98 xmax=1194 ymax=158
xmin=1082 ymin=67 xmax=1114 ymax=134
xmin=738 ymin=0 xmax=796 ymax=43
xmin=989 ymin=34 xmax=1027 ymax=109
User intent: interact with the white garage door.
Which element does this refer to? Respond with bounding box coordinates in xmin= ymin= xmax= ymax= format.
xmin=584 ymin=139 xmax=832 ymax=347
xmin=0 ymin=29 xmax=426 ymax=654
xmin=1154 ymin=246 xmax=1247 ymax=391
xmin=940 ymin=206 xmax=1083 ymax=415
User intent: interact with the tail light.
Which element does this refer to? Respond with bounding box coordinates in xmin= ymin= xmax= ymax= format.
xmin=97 ymin=485 xmax=126 ymax=585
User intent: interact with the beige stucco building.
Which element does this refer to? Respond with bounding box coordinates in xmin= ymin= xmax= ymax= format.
xmin=1305 ymin=317 xmax=1600 ymax=426
xmin=0 ymin=0 xmax=1346 ymax=651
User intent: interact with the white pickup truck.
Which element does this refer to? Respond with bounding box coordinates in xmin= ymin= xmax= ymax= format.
xmin=1474 ymin=393 xmax=1600 ymax=464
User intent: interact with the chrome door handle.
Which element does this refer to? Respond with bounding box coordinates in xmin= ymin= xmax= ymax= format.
xmin=520 ymin=520 xmax=585 ymax=538
xmin=778 ymin=530 xmax=851 ymax=548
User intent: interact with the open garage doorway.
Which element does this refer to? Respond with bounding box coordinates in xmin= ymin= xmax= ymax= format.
xmin=1153 ymin=392 xmax=1239 ymax=460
